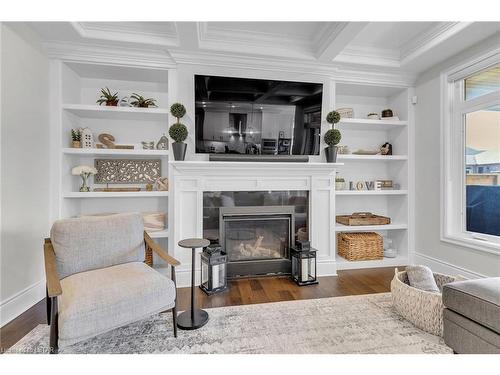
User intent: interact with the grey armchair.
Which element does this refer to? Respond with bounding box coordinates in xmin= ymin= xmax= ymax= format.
xmin=44 ymin=213 xmax=179 ymax=353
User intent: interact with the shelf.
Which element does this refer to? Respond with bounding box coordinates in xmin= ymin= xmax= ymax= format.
xmin=63 ymin=191 xmax=169 ymax=198
xmin=337 ymin=118 xmax=407 ymax=131
xmin=337 ymin=154 xmax=408 ymax=161
xmin=62 ymin=104 xmax=169 ymax=121
xmin=336 ymin=254 xmax=408 ymax=270
xmin=335 ymin=223 xmax=408 ymax=232
xmin=62 ymin=148 xmax=169 ymax=157
xmin=335 ymin=190 xmax=408 ymax=196
xmin=147 ymin=229 xmax=169 ymax=239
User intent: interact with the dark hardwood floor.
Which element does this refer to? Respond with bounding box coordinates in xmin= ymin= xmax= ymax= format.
xmin=0 ymin=267 xmax=396 ymax=352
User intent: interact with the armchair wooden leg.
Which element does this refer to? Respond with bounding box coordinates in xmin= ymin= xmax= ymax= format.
xmin=171 ymin=264 xmax=178 ymax=338
xmin=46 ymin=288 xmax=51 ymax=325
xmin=172 ymin=305 xmax=178 ymax=338
xmin=49 ymin=297 xmax=59 ymax=354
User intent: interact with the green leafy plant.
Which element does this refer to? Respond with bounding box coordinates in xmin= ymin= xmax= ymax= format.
xmin=169 ymin=123 xmax=188 ymax=143
xmin=71 ymin=128 xmax=81 ymax=142
xmin=324 ymin=129 xmax=341 ymax=147
xmin=170 ymin=103 xmax=186 ymax=120
xmin=324 ymin=110 xmax=341 ymax=148
xmin=96 ymin=87 xmax=119 ymax=106
xmin=130 ymin=93 xmax=157 ymax=108
xmin=335 ymin=177 xmax=345 ymax=183
xmin=326 ymin=110 xmax=341 ymax=125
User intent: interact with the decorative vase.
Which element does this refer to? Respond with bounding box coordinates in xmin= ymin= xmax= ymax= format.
xmin=172 ymin=142 xmax=187 ymax=161
xmin=79 ymin=173 xmax=91 ymax=192
xmin=325 ymin=146 xmax=338 ymax=163
xmin=72 ymin=141 xmax=81 ymax=148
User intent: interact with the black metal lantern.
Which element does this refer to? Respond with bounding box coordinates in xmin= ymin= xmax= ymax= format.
xmin=200 ymin=244 xmax=228 ymax=295
xmin=291 ymin=245 xmax=318 ymax=286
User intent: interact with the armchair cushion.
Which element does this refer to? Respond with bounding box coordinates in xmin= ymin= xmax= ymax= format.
xmin=50 ymin=213 xmax=144 ymax=279
xmin=57 ymin=262 xmax=176 ymax=348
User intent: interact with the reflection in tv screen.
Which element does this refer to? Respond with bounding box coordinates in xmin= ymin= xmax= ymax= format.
xmin=195 ymin=75 xmax=323 ymax=156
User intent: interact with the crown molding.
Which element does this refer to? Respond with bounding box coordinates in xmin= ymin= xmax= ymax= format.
xmin=400 ymin=22 xmax=473 ymax=66
xmin=334 ymin=45 xmax=401 ymax=67
xmin=43 ymin=41 xmax=176 ymax=69
xmin=71 ymin=22 xmax=180 ymax=47
xmin=169 ymin=49 xmax=416 ymax=87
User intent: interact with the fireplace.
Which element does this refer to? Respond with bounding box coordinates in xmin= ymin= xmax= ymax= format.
xmin=220 ymin=206 xmax=295 ymax=278
xmin=203 ymin=190 xmax=308 ymax=278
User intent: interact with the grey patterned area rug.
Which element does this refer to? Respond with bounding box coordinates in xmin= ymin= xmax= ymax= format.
xmin=8 ymin=293 xmax=451 ymax=354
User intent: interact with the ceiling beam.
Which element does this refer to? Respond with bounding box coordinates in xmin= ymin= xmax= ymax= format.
xmin=175 ymin=22 xmax=199 ymax=50
xmin=315 ymin=22 xmax=369 ymax=62
xmin=400 ymin=22 xmax=473 ymax=67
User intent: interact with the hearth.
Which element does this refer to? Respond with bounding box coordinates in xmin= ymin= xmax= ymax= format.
xmin=203 ymin=190 xmax=308 ymax=278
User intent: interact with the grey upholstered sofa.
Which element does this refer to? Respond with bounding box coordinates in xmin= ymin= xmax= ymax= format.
xmin=442 ymin=277 xmax=500 ymax=354
xmin=44 ymin=213 xmax=180 ymax=353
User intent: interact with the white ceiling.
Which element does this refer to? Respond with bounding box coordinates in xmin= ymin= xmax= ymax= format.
xmin=25 ymin=21 xmax=500 ymax=78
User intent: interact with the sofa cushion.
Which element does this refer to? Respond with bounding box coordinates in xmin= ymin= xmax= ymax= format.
xmin=405 ymin=265 xmax=440 ymax=293
xmin=51 ymin=213 xmax=144 ymax=279
xmin=443 ymin=277 xmax=500 ymax=334
xmin=58 ymin=262 xmax=176 ymax=348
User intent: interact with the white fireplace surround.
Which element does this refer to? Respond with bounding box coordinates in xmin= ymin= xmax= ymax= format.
xmin=169 ymin=161 xmax=342 ymax=287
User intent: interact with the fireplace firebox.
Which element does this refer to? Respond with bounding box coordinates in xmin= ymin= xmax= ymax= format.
xmin=220 ymin=206 xmax=295 ymax=278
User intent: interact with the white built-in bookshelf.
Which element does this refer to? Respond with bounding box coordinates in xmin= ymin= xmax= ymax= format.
xmin=333 ymin=82 xmax=412 ymax=270
xmin=52 ymin=61 xmax=171 ymax=250
xmin=50 ymin=62 xmax=412 ymax=273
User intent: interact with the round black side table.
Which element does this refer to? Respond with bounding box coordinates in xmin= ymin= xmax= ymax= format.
xmin=176 ymin=238 xmax=210 ymax=330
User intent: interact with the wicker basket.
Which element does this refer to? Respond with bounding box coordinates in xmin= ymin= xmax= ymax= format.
xmin=391 ymin=268 xmax=466 ymax=336
xmin=337 ymin=232 xmax=383 ymax=261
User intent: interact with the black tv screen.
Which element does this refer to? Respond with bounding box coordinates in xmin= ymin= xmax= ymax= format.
xmin=195 ymin=75 xmax=322 ymax=155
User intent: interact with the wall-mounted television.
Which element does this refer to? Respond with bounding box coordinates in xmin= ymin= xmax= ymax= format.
xmin=194 ymin=75 xmax=323 ymax=156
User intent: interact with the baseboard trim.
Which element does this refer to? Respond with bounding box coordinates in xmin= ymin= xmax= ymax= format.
xmin=413 ymin=252 xmax=486 ymax=279
xmin=0 ymin=280 xmax=46 ymax=327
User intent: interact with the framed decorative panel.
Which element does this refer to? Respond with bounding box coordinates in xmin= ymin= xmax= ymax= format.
xmin=94 ymin=159 xmax=161 ymax=184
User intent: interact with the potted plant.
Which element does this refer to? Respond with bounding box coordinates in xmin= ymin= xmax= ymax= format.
xmin=71 ymin=128 xmax=81 ymax=148
xmin=324 ymin=110 xmax=341 ymax=163
xmin=71 ymin=165 xmax=97 ymax=192
xmin=335 ymin=175 xmax=346 ymax=190
xmin=169 ymin=103 xmax=188 ymax=161
xmin=130 ymin=93 xmax=157 ymax=108
xmin=96 ymin=87 xmax=119 ymax=106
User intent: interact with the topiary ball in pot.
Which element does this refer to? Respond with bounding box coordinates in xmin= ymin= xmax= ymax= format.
xmin=170 ymin=103 xmax=186 ymax=120
xmin=169 ymin=123 xmax=188 ymax=161
xmin=324 ymin=128 xmax=341 ymax=147
xmin=326 ymin=110 xmax=341 ymax=125
xmin=324 ymin=128 xmax=341 ymax=163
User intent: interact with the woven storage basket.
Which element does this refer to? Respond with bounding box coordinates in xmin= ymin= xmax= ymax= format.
xmin=391 ymin=268 xmax=465 ymax=336
xmin=337 ymin=232 xmax=383 ymax=261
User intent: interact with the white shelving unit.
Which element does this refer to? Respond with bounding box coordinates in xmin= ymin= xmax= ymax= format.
xmin=335 ymin=223 xmax=408 ymax=232
xmin=62 ymin=148 xmax=169 ymax=156
xmin=52 ymin=61 xmax=171 ymax=251
xmin=335 ymin=190 xmax=408 ymax=196
xmin=334 ymin=82 xmax=412 ymax=270
xmin=62 ymin=104 xmax=169 ymax=121
xmin=337 ymin=154 xmax=408 ymax=161
xmin=63 ymin=191 xmax=169 ymax=198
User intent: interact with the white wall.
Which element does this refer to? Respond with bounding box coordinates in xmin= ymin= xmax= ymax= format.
xmin=414 ymin=33 xmax=500 ymax=278
xmin=0 ymin=23 xmax=50 ymax=326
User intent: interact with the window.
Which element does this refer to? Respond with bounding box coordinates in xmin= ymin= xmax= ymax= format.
xmin=442 ymin=53 xmax=500 ymax=254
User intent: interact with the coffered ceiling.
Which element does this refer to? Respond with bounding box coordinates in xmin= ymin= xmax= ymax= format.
xmin=25 ymin=21 xmax=500 ymax=79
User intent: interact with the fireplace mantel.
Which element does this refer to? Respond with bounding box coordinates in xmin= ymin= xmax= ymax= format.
xmin=169 ymin=161 xmax=343 ymax=176
xmin=169 ymin=160 xmax=341 ymax=287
